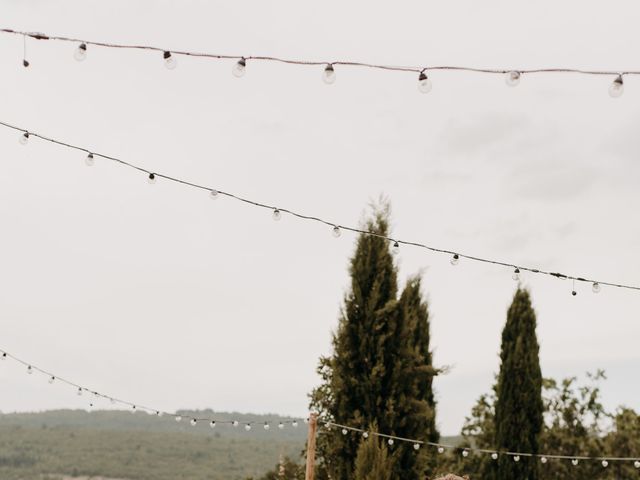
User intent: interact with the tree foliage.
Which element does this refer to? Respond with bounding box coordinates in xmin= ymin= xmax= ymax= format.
xmin=353 ymin=429 xmax=392 ymax=480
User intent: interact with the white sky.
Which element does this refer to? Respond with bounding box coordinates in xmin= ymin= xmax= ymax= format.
xmin=0 ymin=0 xmax=638 ymax=436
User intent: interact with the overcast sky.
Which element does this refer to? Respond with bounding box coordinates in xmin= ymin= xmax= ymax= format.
xmin=0 ymin=0 xmax=638 ymax=436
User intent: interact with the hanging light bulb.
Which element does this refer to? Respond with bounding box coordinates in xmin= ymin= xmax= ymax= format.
xmin=131 ymin=405 xmax=137 ymax=413
xmin=263 ymin=422 xmax=270 ymax=430
xmin=233 ymin=57 xmax=246 ymax=77
xmin=163 ymin=51 xmax=177 ymax=70
xmin=572 ymin=459 xmax=579 ymax=466
xmin=362 ymin=432 xmax=369 ymax=439
xmin=322 ymin=64 xmax=336 ymax=84
xmin=278 ymin=422 xmax=284 ymax=430
xmin=23 ymin=59 xmax=29 ymax=68
xmin=505 ymin=71 xmax=521 ymax=87
xmin=387 ymin=439 xmax=394 ymax=446
xmin=413 ymin=443 xmax=421 ymax=451
xmin=232 ymin=420 xmax=239 ymax=427
xmin=332 ymin=226 xmax=341 ymax=237
xmin=19 ymin=132 xmax=29 ymax=145
xmin=540 ymin=457 xmax=548 ymax=464
xmin=292 ymin=420 xmax=298 ymax=428
xmin=304 ymin=418 xmax=309 ymax=424
xmin=27 ymin=365 xmax=33 ymax=374
xmin=147 ymin=173 xmax=156 ymax=184
xmin=634 ymin=460 xmax=640 ymax=469
xmin=77 ymin=387 xmax=83 ymax=396
xmin=450 ymin=254 xmax=460 ymax=266
xmin=74 ymin=43 xmax=87 ymax=61
xmin=418 ymin=71 xmax=432 ymax=93
xmin=272 ymin=209 xmax=282 ymax=221
xmin=175 ymin=415 xmax=182 ymax=422
xmin=190 ymin=418 xmax=197 ymax=426
xmin=1 ymin=352 xmax=6 ymax=360
xmin=602 ymin=460 xmax=609 ymax=468
xmin=609 ymin=75 xmax=624 ymax=98
xmin=85 ymin=153 xmax=95 ymax=166
xmin=462 ymin=450 xmax=469 ymax=458
xmin=391 ymin=241 xmax=400 ymax=255
xmin=491 ymin=453 xmax=498 ymax=460
xmin=210 ymin=189 xmax=219 ymax=200
xmin=512 ymin=268 xmax=521 ymax=281
xmin=245 ymin=424 xmax=252 ymax=431
xmin=341 ymin=428 xmax=348 ymax=435
xmin=572 ymin=289 xmax=577 ymax=297
xmin=156 ymin=411 xmax=162 ymax=417
xmin=437 ymin=447 xmax=445 ymax=454
xmin=210 ymin=421 xmax=216 ymax=428
xmin=592 ymin=282 xmax=601 ymax=293
xmin=48 ymin=376 xmax=55 ymax=384
xmin=514 ymin=455 xmax=521 ymax=462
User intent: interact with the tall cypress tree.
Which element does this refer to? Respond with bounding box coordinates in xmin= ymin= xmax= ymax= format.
xmin=310 ymin=206 xmax=439 ymax=480
xmin=493 ymin=288 xmax=543 ymax=480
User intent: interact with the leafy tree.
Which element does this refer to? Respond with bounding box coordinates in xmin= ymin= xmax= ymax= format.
xmin=492 ymin=288 xmax=543 ymax=480
xmin=310 ymin=205 xmax=439 ymax=480
xmin=353 ymin=429 xmax=392 ymax=480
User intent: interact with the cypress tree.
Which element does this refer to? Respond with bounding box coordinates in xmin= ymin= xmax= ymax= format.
xmin=353 ymin=429 xmax=392 ymax=480
xmin=310 ymin=205 xmax=439 ymax=480
xmin=493 ymin=288 xmax=543 ymax=480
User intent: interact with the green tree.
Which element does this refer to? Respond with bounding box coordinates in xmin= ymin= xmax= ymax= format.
xmin=354 ymin=431 xmax=392 ymax=480
xmin=310 ymin=205 xmax=439 ymax=480
xmin=493 ymin=288 xmax=543 ymax=480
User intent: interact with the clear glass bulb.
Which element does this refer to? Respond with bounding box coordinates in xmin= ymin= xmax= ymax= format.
xmin=491 ymin=453 xmax=498 ymax=460
xmin=450 ymin=254 xmax=460 ymax=266
xmin=245 ymin=424 xmax=252 ymax=431
xmin=233 ymin=58 xmax=246 ymax=78
xmin=1 ymin=352 xmax=6 ymax=360
xmin=272 ymin=209 xmax=282 ymax=221
xmin=505 ymin=71 xmax=521 ymax=87
xmin=74 ymin=43 xmax=87 ymax=62
xmin=19 ymin=132 xmax=29 ymax=145
xmin=77 ymin=388 xmax=83 ymax=396
xmin=175 ymin=415 xmax=182 ymax=422
xmin=292 ymin=421 xmax=298 ymax=428
xmin=602 ymin=460 xmax=608 ymax=468
xmin=391 ymin=241 xmax=400 ymax=255
xmin=322 ymin=64 xmax=336 ymax=85
xmin=572 ymin=459 xmax=579 ymax=466
xmin=387 ymin=439 xmax=394 ymax=446
xmin=592 ymin=282 xmax=601 ymax=293
xmin=413 ymin=443 xmax=420 ymax=450
xmin=512 ymin=268 xmax=520 ymax=281
xmin=362 ymin=432 xmax=369 ymax=439
xmin=278 ymin=422 xmax=284 ymax=430
xmin=514 ymin=455 xmax=520 ymax=462
xmin=148 ymin=173 xmax=156 ymax=184
xmin=210 ymin=421 xmax=216 ymax=428
xmin=233 ymin=420 xmax=239 ymax=427
xmin=156 ymin=411 xmax=162 ymax=417
xmin=418 ymin=72 xmax=432 ymax=93
xmin=437 ymin=447 xmax=445 ymax=454
xmin=462 ymin=450 xmax=469 ymax=457
xmin=609 ymin=75 xmax=624 ymax=98
xmin=341 ymin=428 xmax=348 ymax=435
xmin=540 ymin=457 xmax=547 ymax=464
xmin=131 ymin=405 xmax=137 ymax=413
xmin=85 ymin=153 xmax=95 ymax=166
xmin=164 ymin=52 xmax=177 ymax=70
xmin=210 ymin=189 xmax=219 ymax=200
xmin=190 ymin=418 xmax=197 ymax=426
xmin=634 ymin=460 xmax=640 ymax=469
xmin=332 ymin=226 xmax=341 ymax=237
xmin=264 ymin=423 xmax=270 ymax=430
xmin=27 ymin=366 xmax=33 ymax=374
xmin=49 ymin=376 xmax=55 ymax=384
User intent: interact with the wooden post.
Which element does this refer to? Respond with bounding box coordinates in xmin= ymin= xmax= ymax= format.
xmin=304 ymin=413 xmax=318 ymax=480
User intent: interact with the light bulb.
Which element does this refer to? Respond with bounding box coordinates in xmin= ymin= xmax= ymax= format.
xmin=592 ymin=282 xmax=601 ymax=293
xmin=49 ymin=376 xmax=55 ymax=384
xmin=341 ymin=428 xmax=348 ymax=435
xmin=156 ymin=411 xmax=162 ymax=417
xmin=175 ymin=415 xmax=182 ymax=422
xmin=292 ymin=420 xmax=298 ymax=428
xmin=572 ymin=459 xmax=579 ymax=466
xmin=1 ymin=352 xmax=6 ymax=360
xmin=77 ymin=387 xmax=83 ymax=396
xmin=541 ymin=457 xmax=548 ymax=464
xmin=362 ymin=432 xmax=369 ymax=439
xmin=190 ymin=418 xmax=197 ymax=426
xmin=232 ymin=420 xmax=239 ymax=427
xmin=602 ymin=460 xmax=608 ymax=468
xmin=245 ymin=424 xmax=252 ymax=431
xmin=392 ymin=241 xmax=400 ymax=255
xmin=19 ymin=132 xmax=29 ymax=145
xmin=264 ymin=423 xmax=270 ymax=430
xmin=514 ymin=455 xmax=520 ymax=462
xmin=322 ymin=64 xmax=336 ymax=85
xmin=278 ymin=422 xmax=284 ymax=430
xmin=418 ymin=71 xmax=432 ymax=93
xmin=450 ymin=254 xmax=460 ymax=266
xmin=332 ymin=226 xmax=341 ymax=237
xmin=210 ymin=189 xmax=219 ymax=200
xmin=413 ymin=443 xmax=420 ymax=451
xmin=272 ymin=209 xmax=282 ymax=221
xmin=512 ymin=268 xmax=520 ymax=281
xmin=85 ymin=153 xmax=95 ymax=166
xmin=74 ymin=43 xmax=87 ymax=62
xmin=304 ymin=417 xmax=309 ymax=424
xmin=491 ymin=453 xmax=498 ymax=460
xmin=164 ymin=51 xmax=177 ymax=70
xmin=233 ymin=58 xmax=246 ymax=77
xmin=210 ymin=421 xmax=216 ymax=428
xmin=609 ymin=75 xmax=624 ymax=98
xmin=27 ymin=366 xmax=33 ymax=374
xmin=634 ymin=460 xmax=640 ymax=469
xmin=505 ymin=71 xmax=521 ymax=87
xmin=387 ymin=439 xmax=394 ymax=446
xmin=462 ymin=450 xmax=469 ymax=458
xmin=23 ymin=59 xmax=29 ymax=68
xmin=148 ymin=173 xmax=156 ymax=184
xmin=131 ymin=405 xmax=137 ymax=413
xmin=571 ymin=290 xmax=577 ymax=297
xmin=437 ymin=447 xmax=445 ymax=454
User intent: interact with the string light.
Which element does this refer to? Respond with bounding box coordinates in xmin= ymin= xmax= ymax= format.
xmin=332 ymin=226 xmax=341 ymax=238
xmin=1 ymin=119 xmax=638 ymax=293
xmin=163 ymin=51 xmax=177 ymax=70
xmin=505 ymin=71 xmax=521 ymax=87
xmin=325 ymin=422 xmax=640 ymax=466
xmin=48 ymin=376 xmax=55 ymax=384
xmin=209 ymin=189 xmax=219 ymax=200
xmin=232 ymin=420 xmax=239 ymax=427
xmin=418 ymin=71 xmax=432 ymax=93
xmin=609 ymin=75 xmax=624 ymax=98
xmin=175 ymin=415 xmax=182 ymax=422
xmin=19 ymin=132 xmax=29 ymax=145
xmin=392 ymin=241 xmax=400 ymax=255
xmin=272 ymin=208 xmax=282 ymax=221
xmin=245 ymin=424 xmax=252 ymax=431
xmin=85 ymin=153 xmax=95 ymax=166
xmin=322 ymin=64 xmax=336 ymax=85
xmin=74 ymin=43 xmax=87 ymax=62
xmin=278 ymin=422 xmax=284 ymax=429
xmin=592 ymin=282 xmax=601 ymax=293
xmin=4 ymin=28 xmax=640 ymax=97
xmin=232 ymin=58 xmax=246 ymax=78
xmin=27 ymin=365 xmax=33 ymax=374
xmin=512 ymin=268 xmax=521 ymax=281
xmin=22 ymin=34 xmax=29 ymax=68
xmin=264 ymin=422 xmax=270 ymax=430
xmin=342 ymin=428 xmax=348 ymax=435
xmin=190 ymin=418 xmax=197 ymax=426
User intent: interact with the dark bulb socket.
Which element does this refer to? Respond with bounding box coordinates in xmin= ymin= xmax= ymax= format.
xmin=325 ymin=63 xmax=334 ymax=72
xmin=148 ymin=173 xmax=155 ymax=180
xmin=572 ymin=290 xmax=577 ymax=296
xmin=453 ymin=254 xmax=459 ymax=260
xmin=79 ymin=43 xmax=87 ymax=52
xmin=163 ymin=51 xmax=172 ymax=59
xmin=419 ymin=71 xmax=428 ymax=81
xmin=238 ymin=57 xmax=246 ymax=67
xmin=23 ymin=59 xmax=29 ymax=68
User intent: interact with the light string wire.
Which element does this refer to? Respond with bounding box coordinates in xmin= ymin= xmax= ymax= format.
xmin=0 ymin=347 xmax=305 ymax=429
xmin=2 ymin=28 xmax=640 ymax=78
xmin=1 ymin=118 xmax=638 ymax=293
xmin=324 ymin=422 xmax=640 ymax=465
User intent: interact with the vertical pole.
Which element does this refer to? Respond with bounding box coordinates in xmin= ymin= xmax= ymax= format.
xmin=305 ymin=413 xmax=318 ymax=480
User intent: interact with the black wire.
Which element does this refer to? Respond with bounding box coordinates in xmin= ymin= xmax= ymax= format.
xmin=1 ymin=118 xmax=638 ymax=292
